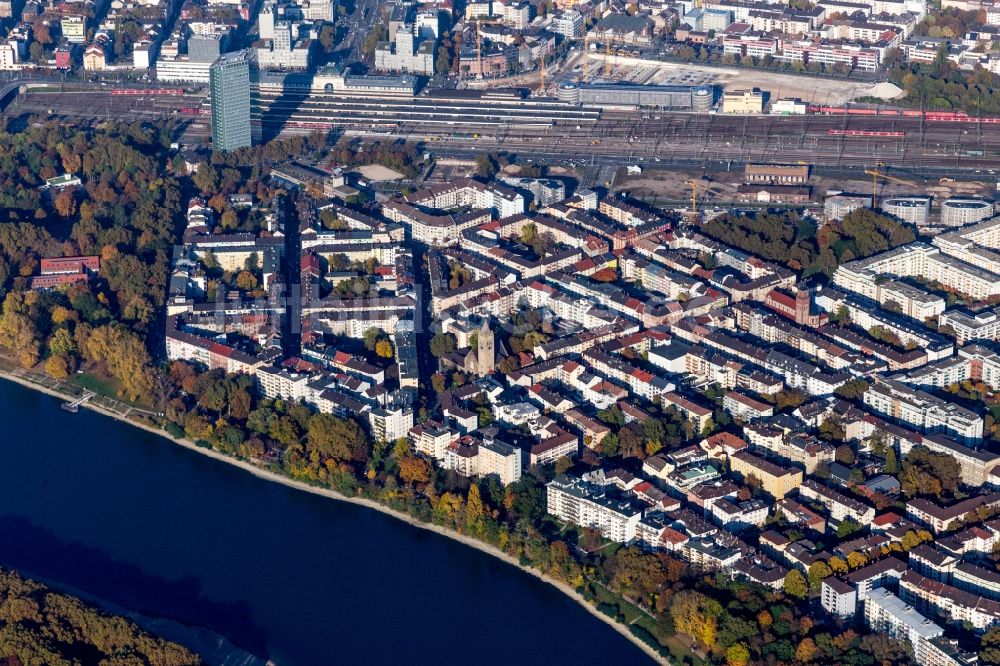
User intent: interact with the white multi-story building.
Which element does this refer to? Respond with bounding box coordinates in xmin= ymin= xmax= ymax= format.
xmin=821 ymin=577 xmax=858 ymax=617
xmin=834 ymin=241 xmax=1000 ymax=303
xmin=898 ymin=344 xmax=1000 ymax=391
xmin=799 ymin=479 xmax=876 ymax=525
xmin=156 ymin=55 xmax=213 ymax=82
xmin=444 ymin=436 xmax=521 ymax=485
xmin=0 ymin=40 xmax=20 ymax=70
xmin=864 ymin=377 xmax=983 ymax=442
xmin=884 ymin=195 xmax=932 ymax=224
xmin=547 ymin=474 xmax=644 ymax=542
xmin=940 ymin=306 xmax=1000 ymax=344
xmin=374 ymin=26 xmax=435 ymax=75
xmin=900 ymin=570 xmax=1000 ymax=632
xmin=865 ymin=588 xmax=948 ymax=664
xmin=256 ymin=366 xmax=312 ymax=401
xmin=940 ymin=198 xmax=994 ymax=227
xmin=370 ymin=406 xmax=414 ymax=443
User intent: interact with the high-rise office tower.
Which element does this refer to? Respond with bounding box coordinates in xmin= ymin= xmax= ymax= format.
xmin=210 ymin=50 xmax=253 ymax=152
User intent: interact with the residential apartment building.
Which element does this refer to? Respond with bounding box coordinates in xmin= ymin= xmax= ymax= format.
xmin=799 ymin=479 xmax=876 ymax=525
xmin=547 ymin=474 xmax=645 ymax=542
xmin=444 ymin=436 xmax=522 ymax=485
xmin=729 ymin=451 xmax=803 ymax=499
xmin=409 ymin=421 xmax=458 ymax=460
xmin=907 ymin=494 xmax=1000 ymax=533
xmin=901 ymin=569 xmax=1000 ymax=631
xmin=863 ymin=378 xmax=983 ymax=443
xmin=865 ymin=588 xmax=949 ymax=665
xmin=821 ymin=576 xmax=858 ymax=617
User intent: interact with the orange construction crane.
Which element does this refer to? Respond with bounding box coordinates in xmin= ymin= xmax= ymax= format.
xmin=863 ymin=164 xmax=917 ymax=208
xmin=686 ymin=178 xmax=710 ymax=215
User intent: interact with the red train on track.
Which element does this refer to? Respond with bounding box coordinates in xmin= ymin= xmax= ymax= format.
xmin=111 ymin=88 xmax=185 ymax=96
xmin=807 ymin=105 xmax=968 ymax=118
xmin=807 ymin=105 xmax=1000 ymax=122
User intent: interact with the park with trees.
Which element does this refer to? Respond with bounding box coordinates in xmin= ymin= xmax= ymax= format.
xmin=702 ymin=209 xmax=916 ymax=276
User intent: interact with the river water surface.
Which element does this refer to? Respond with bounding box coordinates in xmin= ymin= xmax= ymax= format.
xmin=0 ymin=380 xmax=652 ymax=665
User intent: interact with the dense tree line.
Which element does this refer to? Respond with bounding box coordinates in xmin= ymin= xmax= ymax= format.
xmin=701 ymin=209 xmax=915 ymax=275
xmin=0 ymin=566 xmax=200 ymax=665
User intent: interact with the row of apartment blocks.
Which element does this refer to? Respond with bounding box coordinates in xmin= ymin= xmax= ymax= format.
xmin=864 ymin=588 xmax=977 ymax=666
xmin=863 ymin=377 xmax=984 ymax=443
xmin=835 ymin=241 xmax=1000 ymax=304
xmin=546 ymin=469 xmax=787 ymax=585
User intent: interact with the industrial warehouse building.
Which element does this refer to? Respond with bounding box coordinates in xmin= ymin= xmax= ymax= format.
xmin=558 ymin=83 xmax=715 ymax=110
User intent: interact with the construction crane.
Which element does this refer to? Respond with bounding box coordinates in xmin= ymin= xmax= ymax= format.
xmin=583 ymin=33 xmax=590 ymax=84
xmin=863 ymin=164 xmax=918 ymax=208
xmin=604 ymin=40 xmax=612 ymax=78
xmin=685 ymin=178 xmax=710 ymax=217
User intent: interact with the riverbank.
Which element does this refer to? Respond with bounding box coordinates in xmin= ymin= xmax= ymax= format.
xmin=0 ymin=367 xmax=669 ymax=666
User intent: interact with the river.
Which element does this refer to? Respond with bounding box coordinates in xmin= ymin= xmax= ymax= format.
xmin=0 ymin=380 xmax=653 ymax=665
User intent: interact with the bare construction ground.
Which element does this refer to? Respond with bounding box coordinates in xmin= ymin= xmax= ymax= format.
xmin=614 ymin=167 xmax=998 ymax=203
xmin=587 ymin=54 xmax=877 ymax=106
xmin=357 ymin=164 xmax=406 ymax=181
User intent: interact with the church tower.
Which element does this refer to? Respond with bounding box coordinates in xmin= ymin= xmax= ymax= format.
xmin=476 ymin=317 xmax=495 ymax=376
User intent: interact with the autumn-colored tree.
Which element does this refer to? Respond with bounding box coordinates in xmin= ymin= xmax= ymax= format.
xmin=54 ymin=189 xmax=76 ymax=217
xmin=547 ymin=540 xmax=581 ymax=585
xmin=429 ymin=333 xmax=456 ymax=358
xmin=229 ymin=388 xmax=252 ymax=421
xmin=828 ymin=556 xmax=848 ymax=575
xmin=726 ymin=643 xmax=750 ymax=666
xmin=375 ymin=339 xmax=393 ymax=359
xmin=434 ymin=492 xmax=464 ymax=524
xmin=670 ymin=589 xmax=723 ymax=649
xmin=783 ymin=569 xmax=808 ymax=599
xmin=846 ymin=551 xmax=868 ymax=570
xmin=0 ymin=292 xmax=41 ymax=368
xmin=398 ymin=455 xmax=431 ymax=486
xmin=431 ymin=373 xmax=446 ymax=393
xmin=981 ymin=626 xmax=1000 ymax=666
xmin=192 ymin=163 xmax=218 ymax=194
xmin=611 ymin=547 xmax=670 ymax=607
xmin=795 ymin=637 xmax=820 ymax=662
xmin=465 ymin=484 xmax=485 ymax=535
xmin=82 ymin=323 xmax=153 ymax=399
xmin=220 ymin=209 xmax=238 ymax=231
xmin=235 ymin=271 xmax=258 ymax=291
xmin=47 ymin=327 xmax=76 ymax=358
xmin=32 ymin=19 xmax=52 ymax=44
xmin=807 ymin=561 xmax=832 ymax=591
xmin=44 ymin=355 xmax=69 ymax=379
xmin=306 ymin=414 xmax=369 ymax=463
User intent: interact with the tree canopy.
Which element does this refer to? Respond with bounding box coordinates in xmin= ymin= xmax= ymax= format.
xmin=0 ymin=566 xmax=200 ymax=665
